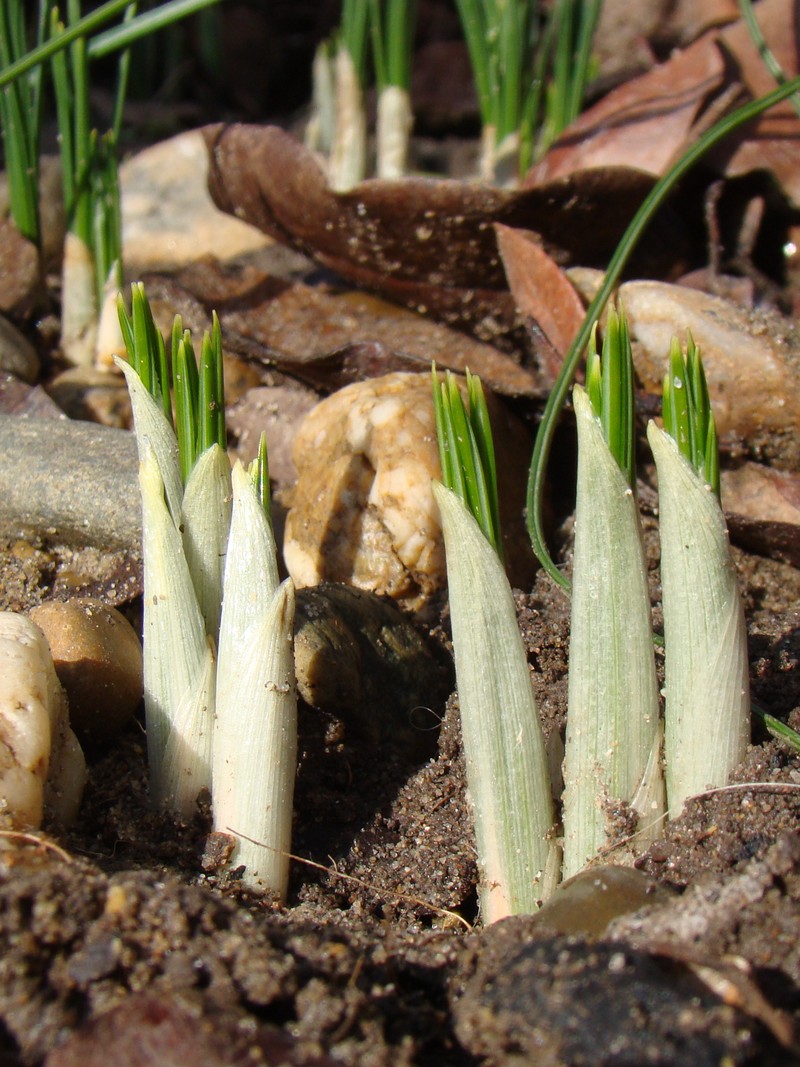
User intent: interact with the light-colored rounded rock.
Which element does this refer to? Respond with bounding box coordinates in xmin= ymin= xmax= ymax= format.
xmin=283 ymin=372 xmax=534 ymax=612
xmin=47 ymin=367 xmax=132 ymax=428
xmin=0 ymin=612 xmax=85 ymax=829
xmin=120 ymin=129 xmax=270 ymax=273
xmin=619 ymin=280 xmax=800 ymax=469
xmin=29 ymin=598 xmax=143 ymax=745
xmin=284 ymin=373 xmax=444 ymax=611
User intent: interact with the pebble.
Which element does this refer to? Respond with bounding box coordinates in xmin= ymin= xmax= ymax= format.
xmin=0 ymin=315 xmax=39 ymax=383
xmin=0 ymin=612 xmax=86 ymax=829
xmin=0 ymin=415 xmax=140 ymax=550
xmin=294 ymin=583 xmax=449 ymax=759
xmin=284 ymin=373 xmax=447 ymax=612
xmin=47 ymin=367 xmax=132 ymax=428
xmin=29 ymin=598 xmax=143 ymax=745
xmin=284 ymin=372 xmax=533 ymax=613
xmin=620 ymin=280 xmax=800 ymax=469
xmin=120 ymin=129 xmax=271 ymax=274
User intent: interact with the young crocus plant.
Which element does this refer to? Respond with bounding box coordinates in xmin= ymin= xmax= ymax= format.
xmin=369 ymin=0 xmax=416 ymax=178
xmin=561 ymin=307 xmax=664 ymax=880
xmin=432 ymin=366 xmax=558 ymax=922
xmin=647 ymin=337 xmax=749 ymax=816
xmin=329 ymin=0 xmax=369 ymax=190
xmin=118 ymin=286 xmax=296 ymax=896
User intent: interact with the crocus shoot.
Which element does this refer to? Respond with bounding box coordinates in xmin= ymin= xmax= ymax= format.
xmin=432 ymin=366 xmax=558 ymax=922
xmin=561 ymin=307 xmax=664 ymax=879
xmin=648 ymin=337 xmax=749 ymax=816
xmin=117 ymin=284 xmax=296 ymax=897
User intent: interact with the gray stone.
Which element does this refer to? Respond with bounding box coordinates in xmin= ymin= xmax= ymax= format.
xmin=0 ymin=416 xmax=140 ymax=549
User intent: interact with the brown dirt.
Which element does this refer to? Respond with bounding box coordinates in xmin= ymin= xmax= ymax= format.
xmin=1 ymin=480 xmax=800 ymax=1065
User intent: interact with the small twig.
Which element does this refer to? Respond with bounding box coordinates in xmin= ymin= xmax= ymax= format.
xmin=0 ymin=829 xmax=74 ymax=863
xmin=226 ymin=827 xmax=473 ymax=932
xmin=690 ymin=782 xmax=800 ymax=801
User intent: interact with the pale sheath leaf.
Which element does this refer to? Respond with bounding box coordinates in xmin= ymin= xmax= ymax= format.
xmin=648 ymin=422 xmax=749 ymax=816
xmin=216 ymin=461 xmax=280 ymax=673
xmin=433 ymin=482 xmax=557 ymax=922
xmin=562 ymin=386 xmax=663 ymax=879
xmin=139 ymin=443 xmax=207 ymax=808
xmin=181 ymin=444 xmax=233 ymax=641
xmin=330 ymin=44 xmax=367 ymax=191
xmin=61 ymin=231 xmax=97 ymax=369
xmin=116 ymin=356 xmax=183 ymax=525
xmin=376 ymin=85 xmax=413 ymax=179
xmin=213 ymin=579 xmax=297 ymax=897
xmin=161 ymin=639 xmax=216 ymax=818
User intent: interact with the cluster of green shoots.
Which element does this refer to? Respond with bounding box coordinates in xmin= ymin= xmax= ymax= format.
xmin=309 ymin=0 xmax=601 ymax=188
xmin=117 ymin=283 xmax=296 ymax=900
xmin=0 ymin=0 xmax=219 ymax=366
xmin=433 ymin=308 xmax=753 ymax=919
xmin=456 ymin=0 xmax=602 ymax=181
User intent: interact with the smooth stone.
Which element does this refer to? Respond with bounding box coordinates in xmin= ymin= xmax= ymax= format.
xmin=47 ymin=368 xmax=132 ymax=428
xmin=0 ymin=316 xmax=39 ymax=383
xmin=0 ymin=416 xmax=140 ymax=550
xmin=0 ymin=155 xmax=65 ymax=270
xmin=529 ymin=864 xmax=672 ymax=938
xmin=284 ymin=372 xmax=533 ymax=613
xmin=120 ymin=129 xmax=271 ymax=274
xmin=293 ymin=583 xmax=450 ymax=759
xmin=29 ymin=598 xmax=143 ymax=745
xmin=0 ymin=217 xmax=42 ymax=316
xmin=620 ymin=280 xmax=800 ymax=469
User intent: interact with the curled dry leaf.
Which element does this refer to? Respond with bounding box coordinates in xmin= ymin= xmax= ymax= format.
xmin=527 ymin=0 xmax=800 ymax=207
xmin=203 ymin=123 xmax=686 ymax=338
xmin=495 ymin=224 xmax=586 ymax=384
xmin=144 ymin=259 xmax=542 ymax=398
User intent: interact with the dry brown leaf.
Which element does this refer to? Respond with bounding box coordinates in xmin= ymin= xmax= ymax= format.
xmin=203 ymin=123 xmax=684 ymax=338
xmin=525 ymin=31 xmax=726 ymax=185
xmin=142 ymin=261 xmax=541 ymax=398
xmin=495 ymin=224 xmax=586 ymax=383
xmin=526 ymin=0 xmax=800 ymax=207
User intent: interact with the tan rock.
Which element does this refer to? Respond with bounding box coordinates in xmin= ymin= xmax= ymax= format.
xmin=0 ymin=612 xmax=86 ymax=829
xmin=620 ymin=281 xmax=800 ymax=470
xmin=284 ymin=372 xmax=533 ymax=612
xmin=29 ymin=598 xmax=143 ymax=745
xmin=284 ymin=373 xmax=444 ymax=611
xmin=120 ymin=129 xmax=271 ymax=274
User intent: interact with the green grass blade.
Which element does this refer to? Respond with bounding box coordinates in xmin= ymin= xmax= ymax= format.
xmin=585 ymin=305 xmax=635 ymax=488
xmin=89 ymin=0 xmax=222 ymax=60
xmin=110 ymin=2 xmax=137 ymax=141
xmin=738 ymin=0 xmax=800 ymax=118
xmin=433 ymin=367 xmax=503 ymax=558
xmin=0 ymin=0 xmax=46 ymax=242
xmin=455 ymin=0 xmax=491 ymax=127
xmin=247 ymin=431 xmax=272 ymax=520
xmin=197 ymin=312 xmax=225 ymax=454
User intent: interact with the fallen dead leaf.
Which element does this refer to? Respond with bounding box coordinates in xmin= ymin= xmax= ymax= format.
xmin=142 ymin=259 xmax=543 ymax=398
xmin=526 ymin=0 xmax=800 ymax=208
xmin=495 ymin=224 xmax=586 ymax=384
xmin=203 ymin=123 xmax=687 ymax=340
